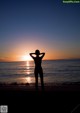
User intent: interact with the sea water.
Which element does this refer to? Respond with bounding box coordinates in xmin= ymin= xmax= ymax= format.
xmin=0 ymin=60 xmax=80 ymax=85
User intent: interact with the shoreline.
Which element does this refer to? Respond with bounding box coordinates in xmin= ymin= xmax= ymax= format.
xmin=0 ymin=81 xmax=80 ymax=92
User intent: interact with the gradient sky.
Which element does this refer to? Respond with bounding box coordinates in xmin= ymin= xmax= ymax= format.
xmin=0 ymin=0 xmax=80 ymax=61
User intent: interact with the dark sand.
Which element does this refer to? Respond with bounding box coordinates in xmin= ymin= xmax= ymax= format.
xmin=0 ymin=83 xmax=80 ymax=113
xmin=0 ymin=83 xmax=80 ymax=92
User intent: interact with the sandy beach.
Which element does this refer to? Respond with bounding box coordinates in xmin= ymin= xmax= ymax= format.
xmin=0 ymin=83 xmax=80 ymax=113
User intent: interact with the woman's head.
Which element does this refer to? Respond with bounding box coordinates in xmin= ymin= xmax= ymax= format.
xmin=35 ymin=49 xmax=40 ymax=55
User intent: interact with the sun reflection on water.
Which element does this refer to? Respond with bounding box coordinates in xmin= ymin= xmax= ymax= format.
xmin=26 ymin=61 xmax=30 ymax=74
xmin=25 ymin=61 xmax=31 ymax=83
xmin=25 ymin=77 xmax=31 ymax=83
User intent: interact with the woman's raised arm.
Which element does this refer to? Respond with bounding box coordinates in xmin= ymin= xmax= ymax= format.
xmin=29 ymin=53 xmax=35 ymax=59
xmin=40 ymin=53 xmax=45 ymax=58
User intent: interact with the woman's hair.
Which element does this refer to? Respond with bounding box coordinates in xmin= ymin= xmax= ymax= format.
xmin=35 ymin=49 xmax=40 ymax=55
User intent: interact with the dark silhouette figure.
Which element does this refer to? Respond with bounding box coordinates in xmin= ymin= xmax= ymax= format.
xmin=30 ymin=50 xmax=45 ymax=91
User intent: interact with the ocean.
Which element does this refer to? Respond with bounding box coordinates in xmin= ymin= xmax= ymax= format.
xmin=0 ymin=60 xmax=80 ymax=85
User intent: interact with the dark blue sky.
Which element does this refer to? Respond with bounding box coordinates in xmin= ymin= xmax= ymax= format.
xmin=0 ymin=0 xmax=80 ymax=61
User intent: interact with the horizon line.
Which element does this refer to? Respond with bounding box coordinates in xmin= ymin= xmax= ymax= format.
xmin=0 ymin=58 xmax=80 ymax=62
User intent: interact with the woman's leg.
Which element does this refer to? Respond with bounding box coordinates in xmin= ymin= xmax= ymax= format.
xmin=39 ymin=68 xmax=44 ymax=91
xmin=35 ymin=70 xmax=38 ymax=91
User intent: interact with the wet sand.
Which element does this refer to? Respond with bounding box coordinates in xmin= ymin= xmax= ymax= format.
xmin=0 ymin=82 xmax=80 ymax=92
xmin=0 ymin=82 xmax=80 ymax=93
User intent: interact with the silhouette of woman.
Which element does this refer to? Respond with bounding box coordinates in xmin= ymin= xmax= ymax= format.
xmin=30 ymin=50 xmax=45 ymax=91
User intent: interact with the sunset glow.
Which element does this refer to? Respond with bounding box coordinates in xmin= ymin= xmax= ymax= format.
xmin=21 ymin=55 xmax=32 ymax=61
xmin=0 ymin=0 xmax=80 ymax=62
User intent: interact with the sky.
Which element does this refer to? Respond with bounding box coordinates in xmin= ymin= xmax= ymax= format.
xmin=0 ymin=0 xmax=80 ymax=61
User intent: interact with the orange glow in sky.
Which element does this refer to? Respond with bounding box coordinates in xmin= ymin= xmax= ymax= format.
xmin=0 ymin=0 xmax=80 ymax=62
xmin=0 ymin=48 xmax=80 ymax=62
xmin=21 ymin=54 xmax=32 ymax=61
